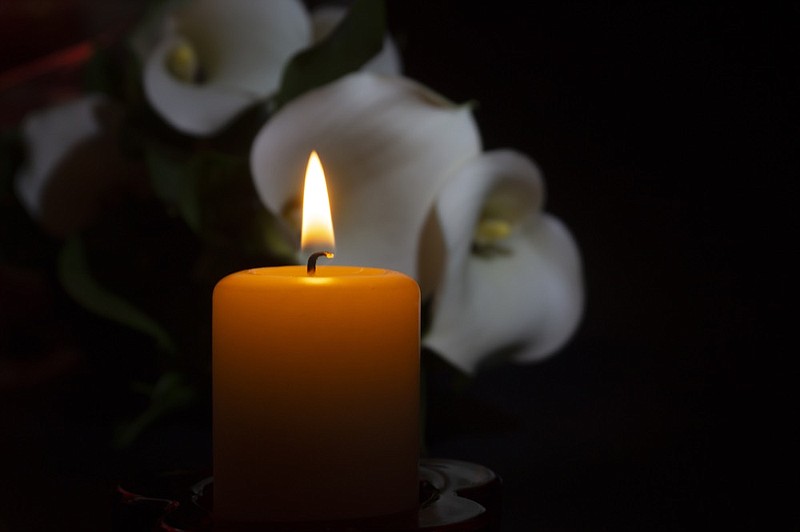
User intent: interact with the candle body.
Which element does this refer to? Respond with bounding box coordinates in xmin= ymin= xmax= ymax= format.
xmin=213 ymin=266 xmax=420 ymax=524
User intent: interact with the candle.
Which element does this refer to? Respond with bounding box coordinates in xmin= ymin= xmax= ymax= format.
xmin=212 ymin=151 xmax=420 ymax=524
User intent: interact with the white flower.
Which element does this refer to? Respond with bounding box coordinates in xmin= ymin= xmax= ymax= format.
xmin=14 ymin=95 xmax=134 ymax=237
xmin=137 ymin=0 xmax=402 ymax=137
xmin=139 ymin=0 xmax=311 ymax=136
xmin=249 ymin=71 xmax=583 ymax=372
xmin=250 ymin=72 xmax=481 ymax=292
xmin=422 ymin=150 xmax=584 ymax=373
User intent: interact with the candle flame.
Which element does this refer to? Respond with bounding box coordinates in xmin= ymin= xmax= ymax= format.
xmin=301 ymin=151 xmax=335 ymax=256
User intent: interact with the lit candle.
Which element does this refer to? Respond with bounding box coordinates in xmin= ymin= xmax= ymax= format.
xmin=212 ymin=151 xmax=420 ymax=524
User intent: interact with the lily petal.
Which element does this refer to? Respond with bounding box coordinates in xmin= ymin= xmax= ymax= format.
xmin=310 ymin=5 xmax=402 ymax=75
xmin=142 ymin=0 xmax=311 ymax=136
xmin=250 ymin=72 xmax=482 ymax=286
xmin=423 ymin=150 xmax=584 ymax=374
xmin=14 ymin=95 xmax=135 ymax=237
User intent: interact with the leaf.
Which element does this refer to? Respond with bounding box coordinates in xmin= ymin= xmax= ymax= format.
xmin=82 ymin=45 xmax=114 ymax=95
xmin=187 ymin=151 xmax=298 ymax=265
xmin=272 ymin=0 xmax=386 ymax=109
xmin=57 ymin=235 xmax=176 ymax=353
xmin=113 ymin=371 xmax=197 ymax=448
xmin=146 ymin=144 xmax=202 ymax=231
xmin=146 ymin=144 xmax=254 ymax=236
xmin=147 ymin=144 xmax=295 ymax=269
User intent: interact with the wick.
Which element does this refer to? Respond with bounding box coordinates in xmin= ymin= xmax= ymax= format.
xmin=307 ymin=251 xmax=334 ymax=275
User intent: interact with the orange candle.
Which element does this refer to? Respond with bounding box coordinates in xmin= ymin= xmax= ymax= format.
xmin=212 ymin=152 xmax=420 ymax=524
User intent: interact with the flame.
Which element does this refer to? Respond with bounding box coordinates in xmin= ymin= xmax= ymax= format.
xmin=301 ymin=151 xmax=335 ymax=255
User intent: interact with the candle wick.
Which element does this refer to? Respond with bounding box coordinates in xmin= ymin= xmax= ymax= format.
xmin=307 ymin=251 xmax=334 ymax=275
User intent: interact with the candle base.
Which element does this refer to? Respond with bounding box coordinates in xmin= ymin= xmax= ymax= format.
xmin=115 ymin=458 xmax=501 ymax=531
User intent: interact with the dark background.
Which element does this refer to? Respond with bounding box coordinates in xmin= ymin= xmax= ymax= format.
xmin=396 ymin=2 xmax=796 ymax=529
xmin=1 ymin=1 xmax=796 ymax=530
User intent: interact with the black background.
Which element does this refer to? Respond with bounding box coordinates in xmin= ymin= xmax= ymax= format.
xmin=387 ymin=2 xmax=796 ymax=530
xmin=1 ymin=1 xmax=796 ymax=530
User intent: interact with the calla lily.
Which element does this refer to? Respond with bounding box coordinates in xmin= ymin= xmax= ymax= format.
xmin=250 ymin=72 xmax=481 ymax=290
xmin=14 ymin=95 xmax=136 ymax=237
xmin=140 ymin=0 xmax=312 ymax=136
xmin=137 ymin=0 xmax=402 ymax=137
xmin=422 ymin=150 xmax=584 ymax=374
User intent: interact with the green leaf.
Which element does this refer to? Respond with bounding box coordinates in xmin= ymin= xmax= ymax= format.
xmin=146 ymin=145 xmax=203 ymax=232
xmin=82 ymin=45 xmax=113 ymax=95
xmin=146 ymin=145 xmax=296 ymax=269
xmin=146 ymin=145 xmax=257 ymax=239
xmin=57 ymin=235 xmax=176 ymax=353
xmin=113 ymin=371 xmax=197 ymax=448
xmin=273 ymin=0 xmax=386 ymax=109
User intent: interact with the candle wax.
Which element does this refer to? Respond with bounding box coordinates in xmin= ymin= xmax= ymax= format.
xmin=213 ymin=265 xmax=420 ymax=524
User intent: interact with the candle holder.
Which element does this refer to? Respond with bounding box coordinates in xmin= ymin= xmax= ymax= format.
xmin=115 ymin=458 xmax=501 ymax=531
